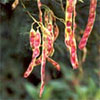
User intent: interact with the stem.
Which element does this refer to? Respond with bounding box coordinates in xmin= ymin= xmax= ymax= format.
xmin=42 ymin=4 xmax=65 ymax=24
xmin=20 ymin=0 xmax=39 ymax=25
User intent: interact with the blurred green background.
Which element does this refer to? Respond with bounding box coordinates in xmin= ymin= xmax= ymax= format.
xmin=0 ymin=0 xmax=100 ymax=100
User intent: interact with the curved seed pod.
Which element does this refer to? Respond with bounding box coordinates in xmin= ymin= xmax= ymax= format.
xmin=46 ymin=12 xmax=56 ymax=56
xmin=73 ymin=0 xmax=77 ymax=34
xmin=24 ymin=56 xmax=42 ymax=78
xmin=65 ymin=0 xmax=78 ymax=69
xmin=47 ymin=24 xmax=55 ymax=56
xmin=46 ymin=34 xmax=54 ymax=56
xmin=65 ymin=0 xmax=73 ymax=49
xmin=27 ymin=55 xmax=60 ymax=71
xmin=41 ymin=25 xmax=54 ymax=56
xmin=39 ymin=21 xmax=60 ymax=96
xmin=35 ymin=56 xmax=42 ymax=65
xmin=24 ymin=29 xmax=41 ymax=78
xmin=69 ymin=34 xmax=78 ymax=68
xmin=47 ymin=57 xmax=60 ymax=71
xmin=30 ymin=28 xmax=41 ymax=49
xmin=33 ymin=29 xmax=41 ymax=48
xmin=40 ymin=39 xmax=47 ymax=97
xmin=24 ymin=58 xmax=35 ymax=78
xmin=30 ymin=28 xmax=36 ymax=49
xmin=40 ymin=23 xmax=54 ymax=96
xmin=78 ymin=0 xmax=97 ymax=50
xmin=71 ymin=0 xmax=78 ymax=68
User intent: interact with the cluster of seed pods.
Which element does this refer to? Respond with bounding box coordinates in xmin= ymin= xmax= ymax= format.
xmin=24 ymin=0 xmax=60 ymax=97
xmin=65 ymin=0 xmax=97 ymax=68
xmin=78 ymin=0 xmax=97 ymax=50
xmin=23 ymin=0 xmax=97 ymax=97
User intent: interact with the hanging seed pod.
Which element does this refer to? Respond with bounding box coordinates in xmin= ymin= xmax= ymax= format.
xmin=78 ymin=0 xmax=97 ymax=50
xmin=24 ymin=29 xmax=41 ymax=78
xmin=65 ymin=0 xmax=78 ymax=69
xmin=65 ymin=0 xmax=78 ymax=68
xmin=29 ymin=28 xmax=36 ymax=49
xmin=40 ymin=49 xmax=46 ymax=97
xmin=73 ymin=0 xmax=77 ymax=34
xmin=43 ymin=12 xmax=55 ymax=57
xmin=40 ymin=34 xmax=47 ymax=97
xmin=24 ymin=58 xmax=35 ymax=78
xmin=39 ymin=19 xmax=61 ymax=96
xmin=47 ymin=57 xmax=60 ymax=71
xmin=65 ymin=0 xmax=73 ymax=49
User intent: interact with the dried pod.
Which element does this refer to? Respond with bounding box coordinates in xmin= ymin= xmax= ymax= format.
xmin=40 ymin=49 xmax=46 ymax=97
xmin=78 ymin=0 xmax=97 ymax=50
xmin=47 ymin=57 xmax=60 ymax=71
xmin=40 ymin=35 xmax=47 ymax=97
xmin=65 ymin=0 xmax=78 ymax=69
xmin=24 ymin=29 xmax=41 ymax=78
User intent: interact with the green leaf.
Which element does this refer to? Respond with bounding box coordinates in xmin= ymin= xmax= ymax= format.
xmin=24 ymin=82 xmax=38 ymax=99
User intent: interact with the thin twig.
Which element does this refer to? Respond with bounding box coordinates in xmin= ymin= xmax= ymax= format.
xmin=42 ymin=4 xmax=65 ymax=24
xmin=20 ymin=0 xmax=40 ymax=25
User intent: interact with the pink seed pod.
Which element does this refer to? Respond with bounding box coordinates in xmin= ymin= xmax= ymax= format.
xmin=34 ymin=30 xmax=41 ymax=48
xmin=24 ymin=58 xmax=35 ymax=78
xmin=40 ymin=48 xmax=46 ymax=97
xmin=24 ymin=48 xmax=40 ymax=78
xmin=24 ymin=29 xmax=41 ymax=78
xmin=35 ymin=56 xmax=42 ymax=65
xmin=30 ymin=29 xmax=41 ymax=49
xmin=30 ymin=29 xmax=41 ymax=48
xmin=68 ymin=33 xmax=78 ymax=69
xmin=24 ymin=56 xmax=42 ymax=78
xmin=32 ymin=48 xmax=40 ymax=58
xmin=42 ymin=21 xmax=55 ymax=57
xmin=47 ymin=57 xmax=60 ymax=71
xmin=73 ymin=0 xmax=77 ymax=34
xmin=30 ymin=29 xmax=41 ymax=58
xmin=30 ymin=28 xmax=36 ymax=49
xmin=46 ymin=35 xmax=54 ymax=56
xmin=47 ymin=23 xmax=53 ymax=32
xmin=70 ymin=38 xmax=78 ymax=69
xmin=65 ymin=0 xmax=79 ymax=69
xmin=71 ymin=0 xmax=78 ymax=69
xmin=78 ymin=0 xmax=97 ymax=50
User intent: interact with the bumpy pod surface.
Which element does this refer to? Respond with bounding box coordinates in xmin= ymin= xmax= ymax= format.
xmin=24 ymin=29 xmax=41 ymax=78
xmin=65 ymin=0 xmax=78 ymax=69
xmin=39 ymin=9 xmax=60 ymax=96
xmin=22 ymin=0 xmax=98 ymax=97
xmin=78 ymin=0 xmax=97 ymax=50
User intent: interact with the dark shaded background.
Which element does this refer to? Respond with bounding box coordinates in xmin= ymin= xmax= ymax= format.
xmin=0 ymin=0 xmax=100 ymax=100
